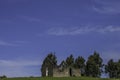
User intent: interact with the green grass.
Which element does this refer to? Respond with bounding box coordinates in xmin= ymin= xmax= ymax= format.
xmin=2 ymin=77 xmax=120 ymax=80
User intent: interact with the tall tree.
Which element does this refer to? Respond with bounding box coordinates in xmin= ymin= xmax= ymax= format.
xmin=75 ymin=56 xmax=85 ymax=76
xmin=105 ymin=59 xmax=120 ymax=78
xmin=85 ymin=51 xmax=103 ymax=77
xmin=105 ymin=59 xmax=114 ymax=78
xmin=41 ymin=53 xmax=57 ymax=77
xmin=60 ymin=60 xmax=67 ymax=68
xmin=66 ymin=54 xmax=74 ymax=67
xmin=118 ymin=59 xmax=120 ymax=78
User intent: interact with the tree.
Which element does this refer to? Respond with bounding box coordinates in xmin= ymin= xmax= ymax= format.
xmin=0 ymin=75 xmax=7 ymax=79
xmin=117 ymin=59 xmax=120 ymax=78
xmin=85 ymin=51 xmax=103 ymax=77
xmin=75 ymin=56 xmax=85 ymax=76
xmin=60 ymin=60 xmax=67 ymax=68
xmin=66 ymin=54 xmax=74 ymax=67
xmin=105 ymin=59 xmax=114 ymax=78
xmin=41 ymin=53 xmax=57 ymax=77
xmin=105 ymin=59 xmax=120 ymax=78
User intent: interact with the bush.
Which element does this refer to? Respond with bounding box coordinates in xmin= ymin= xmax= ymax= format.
xmin=0 ymin=75 xmax=7 ymax=79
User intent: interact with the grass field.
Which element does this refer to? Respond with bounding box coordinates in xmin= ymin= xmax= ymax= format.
xmin=2 ymin=77 xmax=120 ymax=80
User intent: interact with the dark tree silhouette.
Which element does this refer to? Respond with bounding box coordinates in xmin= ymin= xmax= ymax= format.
xmin=85 ymin=51 xmax=103 ymax=77
xmin=65 ymin=54 xmax=74 ymax=67
xmin=75 ymin=56 xmax=85 ymax=76
xmin=41 ymin=53 xmax=57 ymax=77
xmin=105 ymin=59 xmax=120 ymax=78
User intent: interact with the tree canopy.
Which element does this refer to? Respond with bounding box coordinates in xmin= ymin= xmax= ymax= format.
xmin=74 ymin=56 xmax=85 ymax=76
xmin=85 ymin=51 xmax=103 ymax=77
xmin=41 ymin=51 xmax=120 ymax=78
xmin=41 ymin=53 xmax=57 ymax=77
xmin=105 ymin=59 xmax=120 ymax=78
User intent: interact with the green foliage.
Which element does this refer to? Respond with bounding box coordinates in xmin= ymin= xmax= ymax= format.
xmin=41 ymin=51 xmax=119 ymax=78
xmin=74 ymin=56 xmax=85 ymax=76
xmin=0 ymin=75 xmax=7 ymax=79
xmin=41 ymin=53 xmax=57 ymax=77
xmin=85 ymin=51 xmax=103 ymax=77
xmin=65 ymin=54 xmax=74 ymax=67
xmin=2 ymin=77 xmax=117 ymax=80
xmin=105 ymin=59 xmax=120 ymax=78
xmin=59 ymin=60 xmax=67 ymax=69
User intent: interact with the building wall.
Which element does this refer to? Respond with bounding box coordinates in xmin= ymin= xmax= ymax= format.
xmin=72 ymin=69 xmax=81 ymax=77
xmin=53 ymin=68 xmax=69 ymax=77
xmin=53 ymin=68 xmax=81 ymax=77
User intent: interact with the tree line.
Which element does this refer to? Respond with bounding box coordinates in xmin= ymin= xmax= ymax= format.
xmin=41 ymin=51 xmax=120 ymax=78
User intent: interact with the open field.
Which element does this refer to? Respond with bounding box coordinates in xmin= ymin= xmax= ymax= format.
xmin=2 ymin=77 xmax=120 ymax=80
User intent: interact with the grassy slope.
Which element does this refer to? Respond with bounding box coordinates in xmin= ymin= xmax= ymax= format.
xmin=2 ymin=77 xmax=119 ymax=80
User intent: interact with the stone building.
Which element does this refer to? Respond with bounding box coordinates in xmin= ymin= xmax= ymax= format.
xmin=45 ymin=63 xmax=81 ymax=77
xmin=53 ymin=67 xmax=81 ymax=77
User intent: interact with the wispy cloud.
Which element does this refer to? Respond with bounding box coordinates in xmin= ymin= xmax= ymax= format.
xmin=93 ymin=0 xmax=120 ymax=14
xmin=0 ymin=60 xmax=40 ymax=77
xmin=0 ymin=40 xmax=30 ymax=46
xmin=46 ymin=27 xmax=94 ymax=36
xmin=0 ymin=60 xmax=40 ymax=67
xmin=0 ymin=40 xmax=17 ymax=46
xmin=45 ymin=26 xmax=120 ymax=36
xmin=97 ymin=26 xmax=120 ymax=33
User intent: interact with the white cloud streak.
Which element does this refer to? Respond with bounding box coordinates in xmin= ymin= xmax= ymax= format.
xmin=0 ymin=40 xmax=17 ymax=46
xmin=93 ymin=0 xmax=120 ymax=14
xmin=0 ymin=60 xmax=40 ymax=67
xmin=46 ymin=26 xmax=120 ymax=36
xmin=0 ymin=60 xmax=41 ymax=77
xmin=0 ymin=40 xmax=29 ymax=46
xmin=97 ymin=26 xmax=120 ymax=33
xmin=46 ymin=27 xmax=94 ymax=36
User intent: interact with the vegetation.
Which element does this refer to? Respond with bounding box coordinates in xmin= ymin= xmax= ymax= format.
xmin=1 ymin=77 xmax=119 ymax=80
xmin=41 ymin=53 xmax=57 ymax=77
xmin=66 ymin=54 xmax=74 ymax=67
xmin=105 ymin=59 xmax=120 ymax=78
xmin=1 ymin=51 xmax=119 ymax=79
xmin=0 ymin=75 xmax=7 ymax=79
xmin=41 ymin=51 xmax=120 ymax=78
xmin=85 ymin=52 xmax=103 ymax=77
xmin=74 ymin=56 xmax=85 ymax=76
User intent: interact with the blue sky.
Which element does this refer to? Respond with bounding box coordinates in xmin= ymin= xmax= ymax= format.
xmin=0 ymin=0 xmax=120 ymax=77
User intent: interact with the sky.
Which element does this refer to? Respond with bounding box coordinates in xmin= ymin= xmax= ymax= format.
xmin=0 ymin=0 xmax=120 ymax=77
